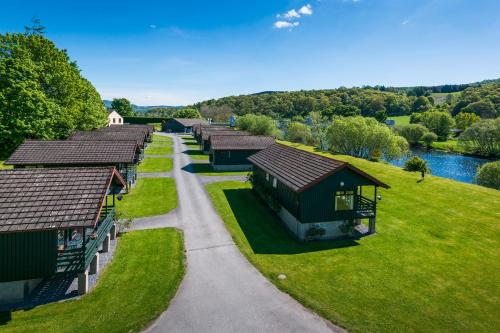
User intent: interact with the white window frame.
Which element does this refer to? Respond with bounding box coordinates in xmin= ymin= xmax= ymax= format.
xmin=265 ymin=173 xmax=269 ymax=181
xmin=272 ymin=178 xmax=277 ymax=188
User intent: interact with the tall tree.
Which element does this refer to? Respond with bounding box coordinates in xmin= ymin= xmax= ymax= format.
xmin=172 ymin=108 xmax=201 ymax=119
xmin=0 ymin=33 xmax=107 ymax=158
xmin=111 ymin=98 xmax=134 ymax=117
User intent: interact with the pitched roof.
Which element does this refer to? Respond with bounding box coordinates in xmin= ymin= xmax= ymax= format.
xmin=102 ymin=124 xmax=153 ymax=136
xmin=195 ymin=124 xmax=228 ymax=136
xmin=210 ymin=135 xmax=275 ymax=151
xmin=0 ymin=167 xmax=125 ymax=233
xmin=68 ymin=130 xmax=146 ymax=147
xmin=248 ymin=143 xmax=390 ymax=192
xmin=172 ymin=118 xmax=208 ymax=127
xmin=6 ymin=140 xmax=139 ymax=166
xmin=202 ymin=129 xmax=249 ymax=141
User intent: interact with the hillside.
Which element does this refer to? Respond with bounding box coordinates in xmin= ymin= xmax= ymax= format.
xmin=103 ymin=100 xmax=183 ymax=113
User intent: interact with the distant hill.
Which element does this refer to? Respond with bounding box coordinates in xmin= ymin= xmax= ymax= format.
xmin=103 ymin=100 xmax=183 ymax=113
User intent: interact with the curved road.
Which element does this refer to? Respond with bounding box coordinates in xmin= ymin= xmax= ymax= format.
xmin=144 ymin=133 xmax=341 ymax=333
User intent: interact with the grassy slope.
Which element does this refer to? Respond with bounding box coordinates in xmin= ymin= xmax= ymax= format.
xmin=431 ymin=139 xmax=467 ymax=154
xmin=138 ymin=157 xmax=173 ymax=173
xmin=206 ymin=143 xmax=500 ymax=333
xmin=2 ymin=228 xmax=185 ymax=333
xmin=0 ymin=161 xmax=12 ymax=169
xmin=387 ymin=115 xmax=410 ymax=125
xmin=116 ymin=178 xmax=177 ymax=218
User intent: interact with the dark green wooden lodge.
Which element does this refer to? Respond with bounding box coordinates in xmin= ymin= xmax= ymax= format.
xmin=0 ymin=167 xmax=125 ymax=304
xmin=164 ymin=118 xmax=208 ymax=133
xmin=201 ymin=129 xmax=250 ymax=153
xmin=210 ymin=135 xmax=275 ymax=171
xmin=103 ymin=124 xmax=154 ymax=142
xmin=248 ymin=144 xmax=390 ymax=241
xmin=193 ymin=124 xmax=229 ymax=143
xmin=5 ymin=140 xmax=140 ymax=189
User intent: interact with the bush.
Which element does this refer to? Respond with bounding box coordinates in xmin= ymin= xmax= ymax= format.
xmin=455 ymin=112 xmax=481 ymax=131
xmin=458 ymin=118 xmax=500 ymax=157
xmin=421 ymin=132 xmax=438 ymax=149
xmin=419 ymin=111 xmax=455 ymax=141
xmin=286 ymin=122 xmax=314 ymax=145
xmin=404 ymin=156 xmax=429 ymax=178
xmin=395 ymin=124 xmax=428 ymax=146
xmin=326 ymin=116 xmax=409 ymax=161
xmin=236 ymin=114 xmax=277 ymax=136
xmin=475 ymin=161 xmax=500 ymax=190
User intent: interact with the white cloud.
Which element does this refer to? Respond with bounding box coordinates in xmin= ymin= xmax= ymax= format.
xmin=274 ymin=21 xmax=300 ymax=29
xmin=402 ymin=20 xmax=409 ymax=25
xmin=278 ymin=9 xmax=301 ymax=19
xmin=149 ymin=24 xmax=157 ymax=29
xmin=298 ymin=4 xmax=313 ymax=15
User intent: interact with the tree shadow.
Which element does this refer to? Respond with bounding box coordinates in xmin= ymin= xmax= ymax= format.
xmin=182 ymin=163 xmax=212 ymax=174
xmin=0 ymin=311 xmax=11 ymax=325
xmin=222 ymin=188 xmax=359 ymax=255
xmin=182 ymin=149 xmax=206 ymax=157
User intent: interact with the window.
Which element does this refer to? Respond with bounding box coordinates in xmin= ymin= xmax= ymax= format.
xmin=335 ymin=191 xmax=354 ymax=211
xmin=119 ymin=118 xmax=122 ymax=123
xmin=265 ymin=173 xmax=269 ymax=181
xmin=113 ymin=118 xmax=116 ymax=123
xmin=272 ymin=178 xmax=277 ymax=188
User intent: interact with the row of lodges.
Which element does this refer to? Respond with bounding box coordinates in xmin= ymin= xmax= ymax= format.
xmin=0 ymin=124 xmax=154 ymax=305
xmin=191 ymin=121 xmax=390 ymax=242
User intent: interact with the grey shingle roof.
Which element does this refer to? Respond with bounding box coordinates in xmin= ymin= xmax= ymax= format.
xmin=248 ymin=143 xmax=389 ymax=192
xmin=173 ymin=118 xmax=208 ymax=127
xmin=0 ymin=167 xmax=125 ymax=233
xmin=68 ymin=130 xmax=146 ymax=147
xmin=103 ymin=124 xmax=153 ymax=136
xmin=194 ymin=124 xmax=227 ymax=136
xmin=210 ymin=135 xmax=275 ymax=150
xmin=202 ymin=129 xmax=249 ymax=141
xmin=6 ymin=141 xmax=139 ymax=166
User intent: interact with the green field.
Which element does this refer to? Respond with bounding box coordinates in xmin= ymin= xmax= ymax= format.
xmin=387 ymin=115 xmax=410 ymax=125
xmin=1 ymin=228 xmax=185 ymax=333
xmin=431 ymin=139 xmax=467 ymax=154
xmin=116 ymin=178 xmax=177 ymax=218
xmin=430 ymin=92 xmax=460 ymax=105
xmin=206 ymin=142 xmax=500 ymax=333
xmin=152 ymin=134 xmax=173 ymax=143
xmin=145 ymin=144 xmax=173 ymax=155
xmin=138 ymin=157 xmax=173 ymax=172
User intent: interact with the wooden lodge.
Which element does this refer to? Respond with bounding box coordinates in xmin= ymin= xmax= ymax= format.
xmin=201 ymin=129 xmax=250 ymax=153
xmin=68 ymin=130 xmax=147 ymax=159
xmin=164 ymin=118 xmax=208 ymax=133
xmin=193 ymin=124 xmax=229 ymax=143
xmin=248 ymin=144 xmax=390 ymax=241
xmin=5 ymin=140 xmax=140 ymax=189
xmin=0 ymin=167 xmax=125 ymax=304
xmin=102 ymin=124 xmax=154 ymax=143
xmin=209 ymin=135 xmax=275 ymax=171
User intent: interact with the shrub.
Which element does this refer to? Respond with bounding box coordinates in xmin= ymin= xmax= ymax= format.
xmin=455 ymin=112 xmax=481 ymax=131
xmin=404 ymin=156 xmax=430 ymax=178
xmin=421 ymin=132 xmax=438 ymax=149
xmin=419 ymin=111 xmax=455 ymax=141
xmin=237 ymin=114 xmax=277 ymax=136
xmin=458 ymin=118 xmax=500 ymax=157
xmin=286 ymin=121 xmax=315 ymax=145
xmin=475 ymin=161 xmax=500 ymax=190
xmin=395 ymin=124 xmax=428 ymax=146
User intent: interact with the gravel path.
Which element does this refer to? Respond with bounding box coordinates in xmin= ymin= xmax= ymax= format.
xmin=143 ymin=133 xmax=341 ymax=333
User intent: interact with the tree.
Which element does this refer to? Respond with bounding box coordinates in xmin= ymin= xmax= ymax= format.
xmin=172 ymin=108 xmax=201 ymax=119
xmin=253 ymin=115 xmax=277 ymax=136
xmin=309 ymin=111 xmax=328 ymax=150
xmin=395 ymin=124 xmax=428 ymax=146
xmin=412 ymin=96 xmax=432 ymax=113
xmin=236 ymin=114 xmax=257 ymax=131
xmin=111 ymin=98 xmax=134 ymax=117
xmin=461 ymin=100 xmax=497 ymax=119
xmin=458 ymin=118 xmax=500 ymax=157
xmin=286 ymin=122 xmax=314 ymax=145
xmin=475 ymin=161 xmax=500 ymax=190
xmin=24 ymin=17 xmax=45 ymax=36
xmin=0 ymin=33 xmax=107 ymax=158
xmin=419 ymin=111 xmax=455 ymax=140
xmin=326 ymin=116 xmax=408 ymax=161
xmin=404 ymin=156 xmax=429 ymax=179
xmin=421 ymin=132 xmax=438 ymax=149
xmin=454 ymin=112 xmax=480 ymax=131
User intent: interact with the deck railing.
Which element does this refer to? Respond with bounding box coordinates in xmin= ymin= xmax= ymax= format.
xmin=84 ymin=207 xmax=115 ymax=268
xmin=354 ymin=196 xmax=376 ymax=218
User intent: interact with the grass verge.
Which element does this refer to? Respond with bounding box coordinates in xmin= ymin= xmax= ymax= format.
xmin=138 ymin=157 xmax=173 ymax=173
xmin=146 ymin=144 xmax=173 ymax=156
xmin=153 ymin=134 xmax=173 ymax=143
xmin=0 ymin=228 xmax=185 ymax=333
xmin=183 ymin=149 xmax=209 ymax=160
xmin=206 ymin=142 xmax=500 ymax=332
xmin=117 ymin=178 xmax=177 ymax=218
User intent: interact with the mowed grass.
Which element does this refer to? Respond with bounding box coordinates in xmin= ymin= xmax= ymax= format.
xmin=387 ymin=115 xmax=410 ymax=125
xmin=145 ymin=143 xmax=173 ymax=156
xmin=431 ymin=139 xmax=467 ymax=154
xmin=138 ymin=157 xmax=173 ymax=173
xmin=185 ymin=162 xmax=250 ymax=176
xmin=206 ymin=142 xmax=500 ymax=333
xmin=116 ymin=178 xmax=177 ymax=218
xmin=153 ymin=134 xmax=173 ymax=143
xmin=183 ymin=149 xmax=209 ymax=160
xmin=0 ymin=161 xmax=11 ymax=169
xmin=1 ymin=228 xmax=185 ymax=333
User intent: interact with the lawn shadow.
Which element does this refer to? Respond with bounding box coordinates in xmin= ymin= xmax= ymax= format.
xmin=182 ymin=163 xmax=211 ymax=174
xmin=0 ymin=311 xmax=11 ymax=325
xmin=183 ymin=142 xmax=199 ymax=148
xmin=222 ymin=188 xmax=359 ymax=255
xmin=182 ymin=149 xmax=206 ymax=157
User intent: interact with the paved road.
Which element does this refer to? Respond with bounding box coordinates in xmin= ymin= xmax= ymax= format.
xmin=144 ymin=133 xmax=340 ymax=333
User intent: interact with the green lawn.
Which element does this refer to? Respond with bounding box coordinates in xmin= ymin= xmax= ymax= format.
xmin=183 ymin=149 xmax=209 ymax=160
xmin=138 ymin=157 xmax=173 ymax=173
xmin=1 ymin=228 xmax=185 ymax=333
xmin=116 ymin=178 xmax=177 ymax=218
xmin=0 ymin=161 xmax=11 ymax=169
xmin=186 ymin=162 xmax=250 ymax=176
xmin=183 ymin=141 xmax=200 ymax=148
xmin=145 ymin=144 xmax=173 ymax=155
xmin=206 ymin=143 xmax=500 ymax=333
xmin=431 ymin=139 xmax=467 ymax=154
xmin=152 ymin=134 xmax=173 ymax=143
xmin=387 ymin=115 xmax=410 ymax=125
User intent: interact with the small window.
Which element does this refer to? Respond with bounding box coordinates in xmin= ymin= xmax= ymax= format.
xmin=113 ymin=118 xmax=116 ymax=123
xmin=119 ymin=118 xmax=122 ymax=123
xmin=335 ymin=191 xmax=354 ymax=211
xmin=272 ymin=178 xmax=277 ymax=188
xmin=265 ymin=173 xmax=269 ymax=181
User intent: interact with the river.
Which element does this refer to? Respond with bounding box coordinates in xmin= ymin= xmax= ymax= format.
xmin=389 ymin=149 xmax=493 ymax=184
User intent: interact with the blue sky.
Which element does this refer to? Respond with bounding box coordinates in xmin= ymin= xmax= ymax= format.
xmin=1 ymin=0 xmax=500 ymax=105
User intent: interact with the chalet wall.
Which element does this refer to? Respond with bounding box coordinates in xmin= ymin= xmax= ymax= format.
xmin=213 ymin=150 xmax=259 ymax=166
xmin=0 ymin=231 xmax=57 ymax=282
